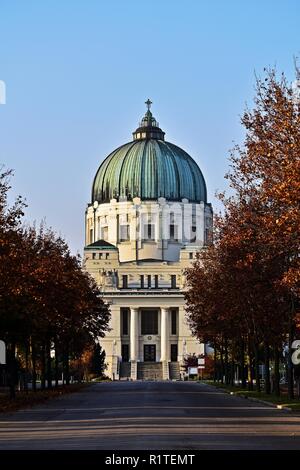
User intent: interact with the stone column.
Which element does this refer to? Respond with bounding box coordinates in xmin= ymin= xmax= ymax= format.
xmin=160 ymin=308 xmax=169 ymax=361
xmin=130 ymin=308 xmax=139 ymax=361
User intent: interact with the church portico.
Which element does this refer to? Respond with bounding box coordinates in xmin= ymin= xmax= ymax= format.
xmin=84 ymin=101 xmax=211 ymax=380
xmin=120 ymin=306 xmax=174 ymax=362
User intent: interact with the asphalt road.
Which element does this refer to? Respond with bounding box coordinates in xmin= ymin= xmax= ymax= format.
xmin=0 ymin=381 xmax=300 ymax=450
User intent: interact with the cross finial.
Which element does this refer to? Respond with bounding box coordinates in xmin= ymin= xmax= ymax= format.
xmin=145 ymin=98 xmax=152 ymax=111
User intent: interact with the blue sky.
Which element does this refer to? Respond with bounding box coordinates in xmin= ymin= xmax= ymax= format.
xmin=0 ymin=0 xmax=299 ymax=254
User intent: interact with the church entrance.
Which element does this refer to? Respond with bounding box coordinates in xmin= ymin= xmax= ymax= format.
xmin=171 ymin=344 xmax=178 ymax=362
xmin=144 ymin=344 xmax=156 ymax=362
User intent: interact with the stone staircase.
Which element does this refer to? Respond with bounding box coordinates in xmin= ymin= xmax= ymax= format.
xmin=169 ymin=362 xmax=181 ymax=380
xmin=137 ymin=362 xmax=163 ymax=381
xmin=119 ymin=362 xmax=131 ymax=380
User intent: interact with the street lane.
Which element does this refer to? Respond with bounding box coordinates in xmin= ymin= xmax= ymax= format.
xmin=0 ymin=381 xmax=300 ymax=449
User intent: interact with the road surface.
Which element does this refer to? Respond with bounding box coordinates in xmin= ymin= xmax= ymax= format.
xmin=0 ymin=381 xmax=300 ymax=449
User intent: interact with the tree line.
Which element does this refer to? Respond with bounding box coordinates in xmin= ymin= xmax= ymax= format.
xmin=0 ymin=169 xmax=110 ymax=398
xmin=185 ymin=68 xmax=300 ymax=399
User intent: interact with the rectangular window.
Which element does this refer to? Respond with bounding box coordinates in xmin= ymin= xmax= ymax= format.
xmin=170 ymin=224 xmax=178 ymax=241
xmin=105 ymin=253 xmax=109 ymax=259
xmin=89 ymin=228 xmax=93 ymax=244
xmin=171 ymin=275 xmax=176 ymax=289
xmin=122 ymin=275 xmax=128 ymax=289
xmin=154 ymin=275 xmax=158 ymax=288
xmin=147 ymin=275 xmax=151 ymax=288
xmin=143 ymin=223 xmax=155 ymax=241
xmin=171 ymin=310 xmax=177 ymax=335
xmin=140 ymin=275 xmax=144 ymax=288
xmin=101 ymin=226 xmax=108 ymax=240
xmin=189 ymin=252 xmax=193 ymax=259
xmin=121 ymin=309 xmax=129 ymax=335
xmin=141 ymin=310 xmax=158 ymax=335
xmin=119 ymin=224 xmax=129 ymax=242
xmin=190 ymin=226 xmax=196 ymax=242
xmin=92 ymin=253 xmax=96 ymax=260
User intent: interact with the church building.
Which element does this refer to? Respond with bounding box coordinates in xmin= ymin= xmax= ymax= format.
xmin=84 ymin=101 xmax=212 ymax=380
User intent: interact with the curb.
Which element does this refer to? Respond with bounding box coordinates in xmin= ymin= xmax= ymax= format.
xmin=202 ymin=382 xmax=292 ymax=412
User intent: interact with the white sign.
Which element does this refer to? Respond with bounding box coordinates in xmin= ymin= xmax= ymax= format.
xmin=188 ymin=367 xmax=198 ymax=375
xmin=0 ymin=340 xmax=6 ymax=365
xmin=198 ymin=358 xmax=205 ymax=365
xmin=0 ymin=81 xmax=6 ymax=105
xmin=292 ymin=340 xmax=300 ymax=365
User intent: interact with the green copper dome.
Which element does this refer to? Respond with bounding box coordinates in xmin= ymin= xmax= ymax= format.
xmin=92 ymin=101 xmax=207 ymax=204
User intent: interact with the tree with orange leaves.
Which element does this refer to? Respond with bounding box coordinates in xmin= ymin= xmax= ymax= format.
xmin=185 ymin=66 xmax=299 ymax=398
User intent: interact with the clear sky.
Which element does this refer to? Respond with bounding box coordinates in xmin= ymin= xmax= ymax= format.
xmin=0 ymin=0 xmax=299 ymax=254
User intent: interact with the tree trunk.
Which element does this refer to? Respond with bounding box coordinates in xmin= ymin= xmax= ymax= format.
xmin=8 ymin=342 xmax=17 ymax=399
xmin=274 ymin=345 xmax=280 ymax=397
xmin=24 ymin=341 xmax=29 ymax=393
xmin=287 ymin=319 xmax=295 ymax=400
xmin=46 ymin=338 xmax=52 ymax=390
xmin=264 ymin=342 xmax=271 ymax=394
xmin=64 ymin=345 xmax=70 ymax=386
xmin=31 ymin=340 xmax=37 ymax=392
xmin=241 ymin=338 xmax=246 ymax=389
xmin=247 ymin=338 xmax=254 ymax=391
xmin=55 ymin=342 xmax=59 ymax=388
xmin=41 ymin=343 xmax=46 ymax=390
xmin=230 ymin=359 xmax=235 ymax=387
xmin=254 ymin=342 xmax=261 ymax=393
xmin=220 ymin=342 xmax=224 ymax=384
xmin=213 ymin=343 xmax=217 ymax=383
xmin=224 ymin=338 xmax=229 ymax=385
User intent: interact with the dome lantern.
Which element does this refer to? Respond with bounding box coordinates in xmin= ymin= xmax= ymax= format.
xmin=133 ymin=99 xmax=165 ymax=141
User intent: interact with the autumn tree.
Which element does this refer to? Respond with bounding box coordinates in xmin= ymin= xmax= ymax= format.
xmin=0 ymin=168 xmax=110 ymax=398
xmin=185 ymin=67 xmax=300 ymax=398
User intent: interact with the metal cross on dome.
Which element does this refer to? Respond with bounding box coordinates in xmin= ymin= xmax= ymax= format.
xmin=145 ymin=98 xmax=152 ymax=110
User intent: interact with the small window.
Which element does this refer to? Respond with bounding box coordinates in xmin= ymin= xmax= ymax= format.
xmin=119 ymin=224 xmax=130 ymax=242
xmin=170 ymin=224 xmax=178 ymax=241
xmin=171 ymin=310 xmax=177 ymax=335
xmin=99 ymin=253 xmax=103 ymax=259
xmin=154 ymin=275 xmax=158 ymax=288
xmin=121 ymin=309 xmax=129 ymax=335
xmin=189 ymin=252 xmax=193 ymax=259
xmin=147 ymin=275 xmax=151 ymax=288
xmin=106 ymin=253 xmax=109 ymax=259
xmin=122 ymin=275 xmax=128 ymax=289
xmin=190 ymin=226 xmax=196 ymax=242
xmin=101 ymin=226 xmax=108 ymax=240
xmin=143 ymin=224 xmax=155 ymax=241
xmin=89 ymin=229 xmax=93 ymax=244
xmin=92 ymin=253 xmax=96 ymax=260
xmin=171 ymin=275 xmax=176 ymax=289
xmin=140 ymin=275 xmax=144 ymax=289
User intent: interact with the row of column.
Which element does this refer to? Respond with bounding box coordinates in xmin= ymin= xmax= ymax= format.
xmin=129 ymin=307 xmax=169 ymax=362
